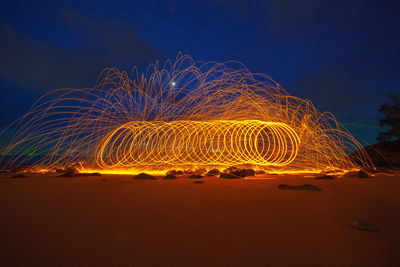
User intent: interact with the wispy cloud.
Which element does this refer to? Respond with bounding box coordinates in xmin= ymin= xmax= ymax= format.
xmin=0 ymin=13 xmax=160 ymax=92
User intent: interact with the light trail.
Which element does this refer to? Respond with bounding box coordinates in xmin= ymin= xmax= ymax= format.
xmin=96 ymin=120 xmax=300 ymax=168
xmin=0 ymin=53 xmax=373 ymax=173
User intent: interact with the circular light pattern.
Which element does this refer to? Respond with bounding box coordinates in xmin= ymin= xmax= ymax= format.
xmin=96 ymin=120 xmax=300 ymax=168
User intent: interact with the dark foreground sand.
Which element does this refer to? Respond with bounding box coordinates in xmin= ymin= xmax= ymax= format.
xmin=1 ymin=172 xmax=399 ymax=266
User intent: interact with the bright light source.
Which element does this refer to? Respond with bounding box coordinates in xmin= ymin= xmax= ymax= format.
xmin=171 ymin=82 xmax=176 ymax=86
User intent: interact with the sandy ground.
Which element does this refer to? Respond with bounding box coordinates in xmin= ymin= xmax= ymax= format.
xmin=1 ymin=172 xmax=400 ymax=266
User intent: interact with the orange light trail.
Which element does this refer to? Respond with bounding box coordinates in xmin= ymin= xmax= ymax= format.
xmin=0 ymin=53 xmax=374 ymax=173
xmin=96 ymin=120 xmax=300 ymax=168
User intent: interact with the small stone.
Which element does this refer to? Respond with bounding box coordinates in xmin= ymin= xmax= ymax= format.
xmin=194 ymin=168 xmax=207 ymax=175
xmin=166 ymin=170 xmax=184 ymax=176
xmin=220 ymin=172 xmax=242 ymax=179
xmin=189 ymin=174 xmax=203 ymax=179
xmin=133 ymin=173 xmax=156 ymax=180
xmin=278 ymin=184 xmax=322 ymax=191
xmin=233 ymin=169 xmax=255 ymax=178
xmin=164 ymin=174 xmax=177 ymax=179
xmin=58 ymin=166 xmax=80 ymax=177
xmin=223 ymin=166 xmax=239 ymax=174
xmin=221 ymin=168 xmax=255 ymax=178
xmin=85 ymin=172 xmax=101 ymax=176
xmin=65 ymin=166 xmax=79 ymax=175
xmin=193 ymin=180 xmax=205 ymax=184
xmin=183 ymin=169 xmax=194 ymax=174
xmin=206 ymin=169 xmax=220 ymax=176
xmin=221 ymin=167 xmax=255 ymax=178
xmin=315 ymin=175 xmax=335 ymax=179
xmin=58 ymin=172 xmax=101 ymax=177
xmin=342 ymin=171 xmax=358 ymax=178
xmin=100 ymin=178 xmax=108 ymax=182
xmin=58 ymin=172 xmax=76 ymax=177
xmin=351 ymin=220 xmax=379 ymax=232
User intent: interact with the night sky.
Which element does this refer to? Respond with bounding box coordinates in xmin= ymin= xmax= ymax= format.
xmin=1 ymin=0 xmax=399 ymax=145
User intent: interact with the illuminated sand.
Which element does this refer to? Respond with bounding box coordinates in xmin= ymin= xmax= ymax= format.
xmin=1 ymin=173 xmax=399 ymax=266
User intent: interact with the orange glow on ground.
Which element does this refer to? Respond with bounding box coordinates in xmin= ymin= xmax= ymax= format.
xmin=79 ymin=167 xmax=354 ymax=176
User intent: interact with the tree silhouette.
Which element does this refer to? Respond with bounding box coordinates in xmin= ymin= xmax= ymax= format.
xmin=378 ymin=94 xmax=400 ymax=141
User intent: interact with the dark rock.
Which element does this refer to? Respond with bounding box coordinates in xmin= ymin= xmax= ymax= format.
xmin=278 ymin=184 xmax=322 ymax=191
xmin=223 ymin=166 xmax=239 ymax=174
xmin=65 ymin=166 xmax=79 ymax=176
xmin=206 ymin=169 xmax=220 ymax=176
xmin=194 ymin=168 xmax=207 ymax=175
xmin=183 ymin=169 xmax=194 ymax=174
xmin=255 ymin=170 xmax=266 ymax=175
xmin=133 ymin=173 xmax=156 ymax=180
xmin=11 ymin=174 xmax=27 ymax=178
xmin=222 ymin=167 xmax=255 ymax=178
xmin=84 ymin=172 xmax=101 ymax=176
xmin=233 ymin=169 xmax=255 ymax=178
xmin=320 ymin=170 xmax=339 ymax=174
xmin=351 ymin=220 xmax=379 ymax=232
xmin=188 ymin=174 xmax=203 ymax=179
xmin=55 ymin=168 xmax=65 ymax=173
xmin=58 ymin=172 xmax=76 ymax=177
xmin=58 ymin=172 xmax=101 ymax=177
xmin=315 ymin=175 xmax=335 ymax=179
xmin=220 ymin=172 xmax=242 ymax=179
xmin=342 ymin=171 xmax=358 ymax=178
xmin=100 ymin=178 xmax=108 ymax=182
xmin=166 ymin=170 xmax=184 ymax=176
xmin=164 ymin=174 xmax=177 ymax=179
xmin=193 ymin=180 xmax=205 ymax=184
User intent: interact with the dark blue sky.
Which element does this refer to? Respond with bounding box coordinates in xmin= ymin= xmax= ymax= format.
xmin=1 ymin=0 xmax=399 ymax=144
